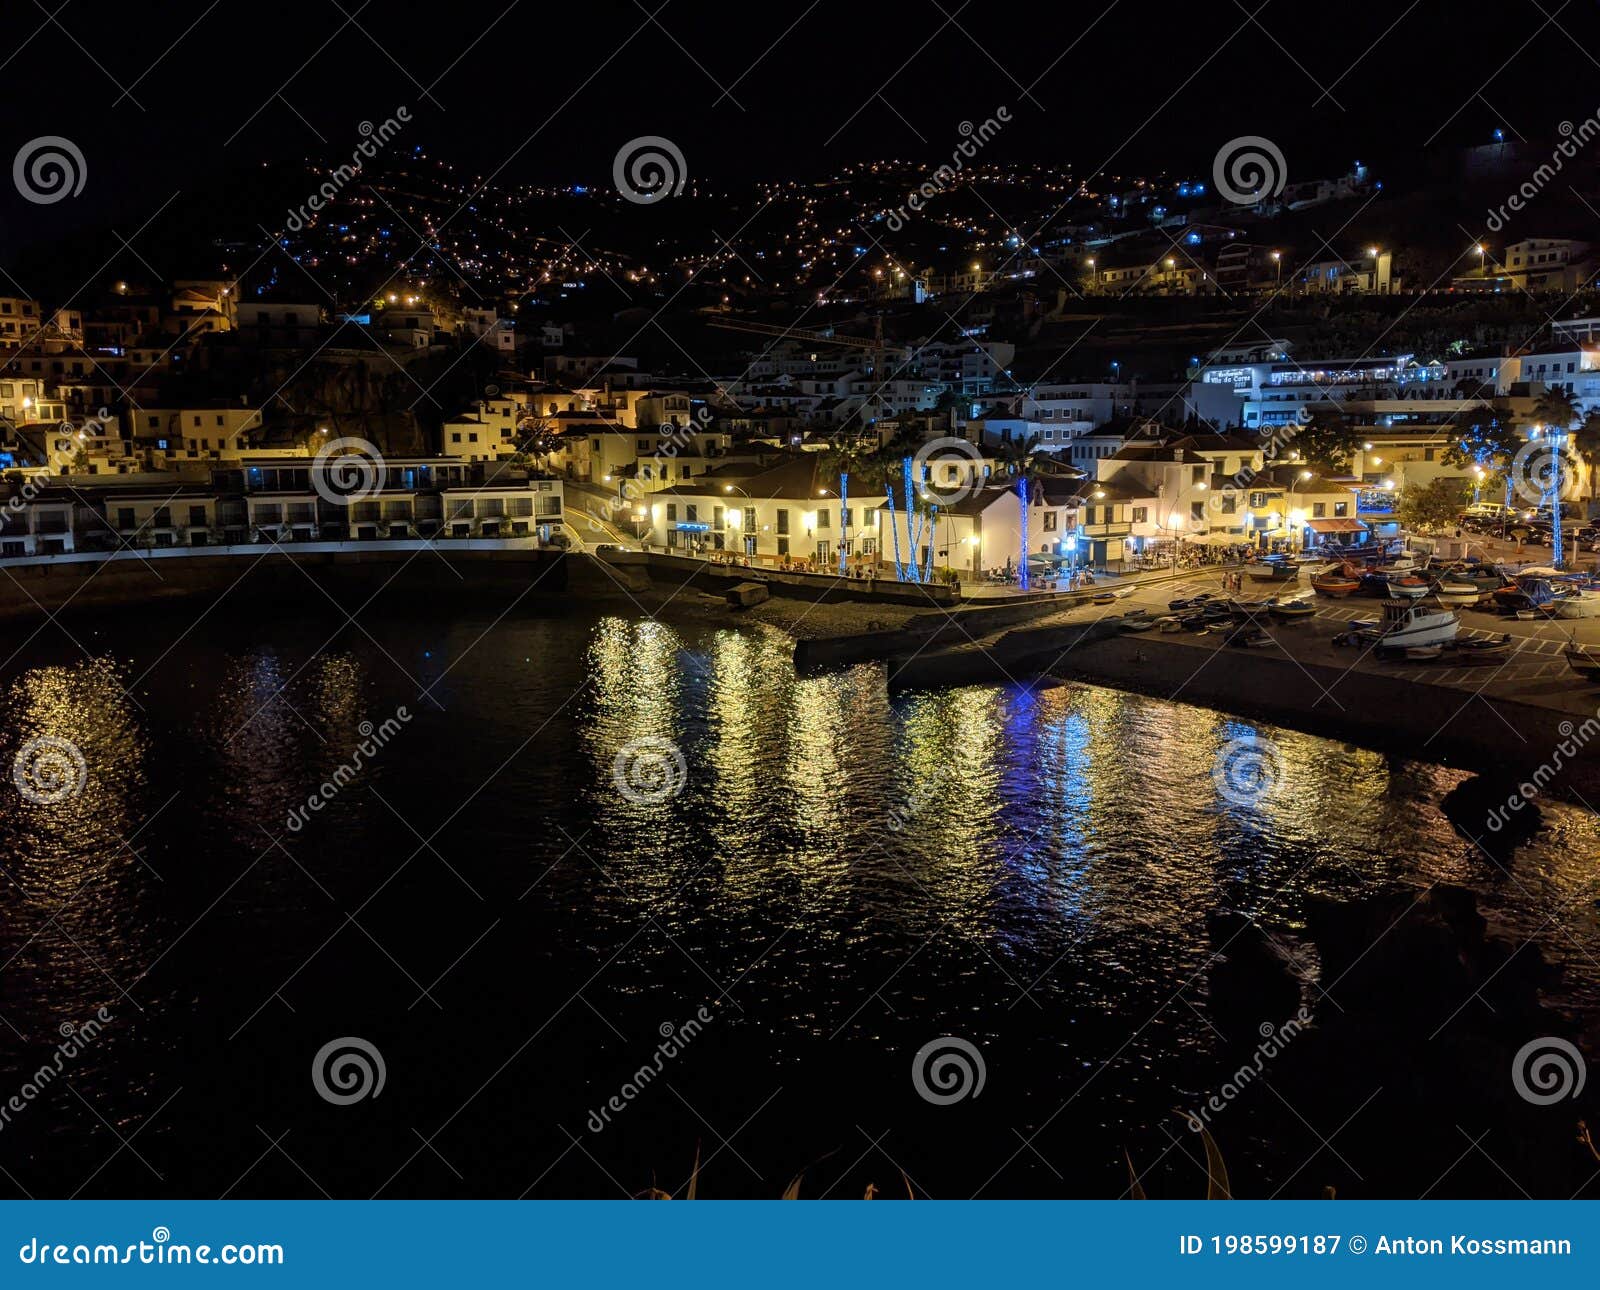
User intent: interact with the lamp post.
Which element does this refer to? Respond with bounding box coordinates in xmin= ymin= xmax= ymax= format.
xmin=1290 ymin=468 xmax=1312 ymax=549
xmin=723 ymin=483 xmax=752 ymax=560
xmin=1271 ymin=250 xmax=1281 ymax=288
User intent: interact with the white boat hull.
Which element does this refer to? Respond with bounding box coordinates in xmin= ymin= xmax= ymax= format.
xmin=1552 ymin=591 xmax=1600 ymax=619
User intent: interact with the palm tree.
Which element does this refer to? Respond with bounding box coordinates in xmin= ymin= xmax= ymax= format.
xmin=818 ymin=432 xmax=871 ymax=576
xmin=1574 ymin=408 xmax=1600 ymax=501
xmin=1534 ymin=387 xmax=1580 ymax=568
xmin=999 ymin=432 xmax=1044 ymax=590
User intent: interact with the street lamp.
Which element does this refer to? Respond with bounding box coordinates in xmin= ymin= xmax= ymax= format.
xmin=1271 ymin=250 xmax=1281 ymax=286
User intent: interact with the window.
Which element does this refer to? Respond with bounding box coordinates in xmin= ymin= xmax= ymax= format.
xmin=1191 ymin=501 xmax=1205 ymax=522
xmin=713 ymin=505 xmax=724 ymax=531
xmin=1042 ymin=511 xmax=1058 ymax=532
xmin=1334 ymin=501 xmax=1348 ymax=517
xmin=744 ymin=506 xmax=755 ymax=531
xmin=1132 ymin=506 xmax=1148 ymax=524
xmin=666 ymin=504 xmax=677 ymax=522
xmin=776 ymin=509 xmax=790 ymax=535
xmin=860 ymin=507 xmax=875 ymax=525
xmin=817 ymin=510 xmax=829 ymax=529
xmin=451 ymin=433 xmax=461 ymax=443
xmin=686 ymin=504 xmax=698 ymax=523
xmin=777 ymin=537 xmax=789 ymax=556
xmin=1313 ymin=502 xmax=1326 ymax=518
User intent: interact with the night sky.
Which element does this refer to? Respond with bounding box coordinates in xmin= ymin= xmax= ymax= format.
xmin=3 ymin=0 xmax=1599 ymax=253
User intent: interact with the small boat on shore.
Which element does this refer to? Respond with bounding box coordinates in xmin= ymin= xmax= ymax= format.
xmin=1229 ymin=626 xmax=1273 ymax=648
xmin=1268 ymin=598 xmax=1316 ymax=620
xmin=1451 ymin=633 xmax=1512 ymax=663
xmin=1396 ymin=644 xmax=1445 ymax=661
xmin=1565 ymin=644 xmax=1600 ymax=681
xmin=1245 ymin=560 xmax=1300 ymax=584
xmin=1493 ymin=575 xmax=1576 ymax=616
xmin=1432 ymin=579 xmax=1483 ymax=608
xmin=1311 ymin=570 xmax=1360 ymax=597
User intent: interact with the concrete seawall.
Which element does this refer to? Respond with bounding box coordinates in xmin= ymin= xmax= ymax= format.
xmin=887 ymin=620 xmax=1600 ymax=788
xmin=0 ymin=543 xmax=568 ymax=621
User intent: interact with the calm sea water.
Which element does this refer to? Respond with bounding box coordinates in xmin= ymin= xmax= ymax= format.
xmin=1 ymin=598 xmax=1596 ymax=1199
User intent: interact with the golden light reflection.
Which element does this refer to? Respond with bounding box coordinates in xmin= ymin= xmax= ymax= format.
xmin=3 ymin=659 xmax=146 ymax=902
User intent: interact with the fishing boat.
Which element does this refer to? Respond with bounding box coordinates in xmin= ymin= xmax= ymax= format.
xmin=1342 ymin=600 xmax=1461 ymax=650
xmin=1400 ymin=644 xmax=1444 ymax=661
xmin=1268 ymin=598 xmax=1316 ymax=621
xmin=1229 ymin=626 xmax=1273 ymax=648
xmin=1565 ymin=644 xmax=1600 ymax=682
xmin=1551 ymin=589 xmax=1600 ymax=619
xmin=1156 ymin=616 xmax=1184 ymax=633
xmin=1244 ymin=559 xmax=1300 ymax=584
xmin=1492 ymin=575 xmax=1576 ymax=616
xmin=1433 ymin=579 xmax=1483 ymax=608
xmin=1359 ymin=568 xmax=1429 ymax=599
xmin=1451 ymin=633 xmax=1512 ymax=663
xmin=1117 ymin=612 xmax=1154 ymax=632
xmin=1310 ymin=569 xmax=1360 ymax=597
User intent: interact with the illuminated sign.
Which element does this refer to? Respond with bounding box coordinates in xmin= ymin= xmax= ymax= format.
xmin=1202 ymin=367 xmax=1254 ymax=387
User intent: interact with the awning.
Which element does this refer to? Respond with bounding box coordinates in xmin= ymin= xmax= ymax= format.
xmin=1305 ymin=518 xmax=1369 ymax=534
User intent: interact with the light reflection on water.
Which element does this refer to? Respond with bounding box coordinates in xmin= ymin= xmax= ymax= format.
xmin=1 ymin=605 xmax=1597 ymax=1196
